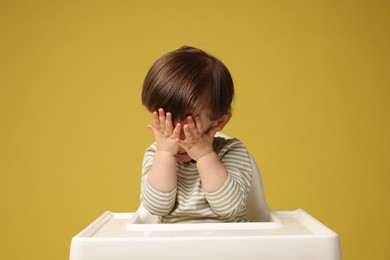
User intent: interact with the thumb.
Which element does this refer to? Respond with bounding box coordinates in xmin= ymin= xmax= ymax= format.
xmin=207 ymin=125 xmax=221 ymax=138
xmin=147 ymin=124 xmax=158 ymax=136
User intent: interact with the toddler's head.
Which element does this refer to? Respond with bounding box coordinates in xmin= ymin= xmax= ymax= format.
xmin=142 ymin=46 xmax=234 ymax=123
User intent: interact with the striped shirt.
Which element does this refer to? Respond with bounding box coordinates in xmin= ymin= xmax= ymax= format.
xmin=140 ymin=137 xmax=253 ymax=223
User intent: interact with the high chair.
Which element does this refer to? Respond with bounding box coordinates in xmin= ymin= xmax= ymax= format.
xmin=70 ymin=133 xmax=341 ymax=260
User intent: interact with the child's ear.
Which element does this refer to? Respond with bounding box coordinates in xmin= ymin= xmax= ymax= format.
xmin=215 ymin=113 xmax=232 ymax=131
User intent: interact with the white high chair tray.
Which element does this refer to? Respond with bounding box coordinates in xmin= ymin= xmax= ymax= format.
xmin=70 ymin=209 xmax=341 ymax=260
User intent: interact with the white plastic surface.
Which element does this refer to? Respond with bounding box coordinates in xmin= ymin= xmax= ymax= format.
xmin=70 ymin=209 xmax=341 ymax=260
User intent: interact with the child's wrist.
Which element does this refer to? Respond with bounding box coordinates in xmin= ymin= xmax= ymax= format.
xmin=155 ymin=149 xmax=177 ymax=158
xmin=195 ymin=150 xmax=216 ymax=162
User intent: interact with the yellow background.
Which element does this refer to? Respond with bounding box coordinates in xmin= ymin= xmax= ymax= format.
xmin=1 ymin=1 xmax=389 ymax=259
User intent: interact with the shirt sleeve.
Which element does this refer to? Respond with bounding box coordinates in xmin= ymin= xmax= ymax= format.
xmin=204 ymin=139 xmax=252 ymax=218
xmin=140 ymin=144 xmax=177 ymax=216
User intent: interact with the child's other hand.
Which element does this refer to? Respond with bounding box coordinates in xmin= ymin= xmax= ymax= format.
xmin=178 ymin=116 xmax=218 ymax=161
xmin=148 ymin=108 xmax=181 ymax=155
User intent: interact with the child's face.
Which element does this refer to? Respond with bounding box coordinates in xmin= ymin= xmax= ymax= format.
xmin=175 ymin=112 xmax=217 ymax=162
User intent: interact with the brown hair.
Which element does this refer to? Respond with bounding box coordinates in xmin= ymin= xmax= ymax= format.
xmin=141 ymin=46 xmax=234 ymax=122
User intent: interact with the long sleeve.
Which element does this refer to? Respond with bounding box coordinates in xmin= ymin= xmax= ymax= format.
xmin=204 ymin=139 xmax=252 ymax=219
xmin=140 ymin=144 xmax=177 ymax=216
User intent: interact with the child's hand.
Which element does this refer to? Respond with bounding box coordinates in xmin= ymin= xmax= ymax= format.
xmin=178 ymin=116 xmax=219 ymax=161
xmin=148 ymin=108 xmax=181 ymax=155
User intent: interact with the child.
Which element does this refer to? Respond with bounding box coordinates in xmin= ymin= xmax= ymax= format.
xmin=140 ymin=46 xmax=253 ymax=223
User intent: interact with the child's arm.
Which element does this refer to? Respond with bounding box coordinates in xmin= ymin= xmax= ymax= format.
xmin=204 ymin=141 xmax=252 ymax=218
xmin=178 ymin=115 xmax=228 ymax=192
xmin=196 ymin=152 xmax=228 ymax=192
xmin=178 ymin=115 xmax=252 ymax=218
xmin=140 ymin=146 xmax=177 ymax=216
xmin=147 ymin=108 xmax=181 ymax=192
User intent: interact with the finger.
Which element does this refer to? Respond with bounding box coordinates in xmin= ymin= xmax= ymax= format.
xmin=152 ymin=111 xmax=160 ymax=129
xmin=194 ymin=116 xmax=204 ymax=133
xmin=207 ymin=125 xmax=221 ymax=138
xmin=186 ymin=116 xmax=198 ymax=136
xmin=147 ymin=124 xmax=159 ymax=136
xmin=183 ymin=124 xmax=194 ymax=143
xmin=172 ymin=123 xmax=181 ymax=138
xmin=165 ymin=112 xmax=173 ymax=134
xmin=177 ymin=138 xmax=191 ymax=152
xmin=158 ymin=108 xmax=166 ymax=130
